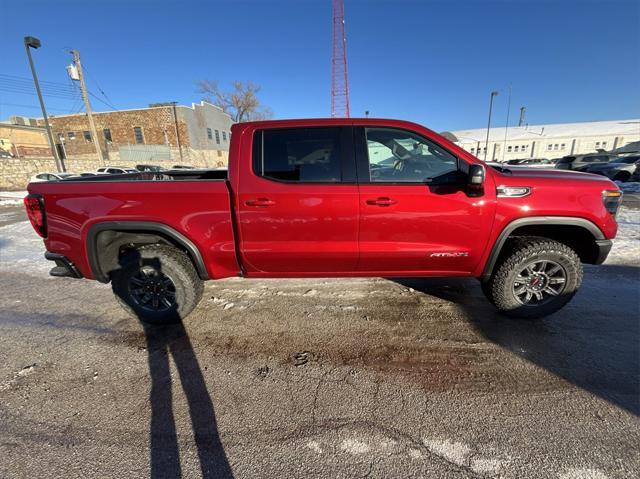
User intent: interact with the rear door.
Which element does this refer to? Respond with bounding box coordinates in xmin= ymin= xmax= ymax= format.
xmin=355 ymin=126 xmax=495 ymax=274
xmin=236 ymin=126 xmax=359 ymax=274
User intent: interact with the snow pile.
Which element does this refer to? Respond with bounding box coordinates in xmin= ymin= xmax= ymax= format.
xmin=607 ymin=206 xmax=640 ymax=265
xmin=616 ymin=181 xmax=640 ymax=193
xmin=0 ymin=220 xmax=49 ymax=274
xmin=0 ymin=191 xmax=27 ymax=206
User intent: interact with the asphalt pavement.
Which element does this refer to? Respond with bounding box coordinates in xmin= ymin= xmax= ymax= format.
xmin=0 ymin=200 xmax=638 ymax=478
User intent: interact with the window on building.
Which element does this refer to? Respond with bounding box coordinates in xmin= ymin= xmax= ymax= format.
xmin=68 ymin=132 xmax=76 ymax=140
xmin=133 ymin=127 xmax=144 ymax=144
xmin=507 ymin=146 xmax=512 ymax=152
xmin=560 ymin=143 xmax=565 ymax=150
xmin=103 ymin=129 xmax=112 ymax=142
xmin=57 ymin=133 xmax=64 ymax=141
xmin=514 ymin=145 xmax=519 ymax=152
xmin=595 ymin=142 xmax=600 ymax=148
xmin=547 ymin=144 xmax=553 ymax=151
xmin=253 ymin=127 xmax=344 ymax=183
xmin=522 ymin=145 xmax=528 ymax=149
xmin=207 ymin=128 xmax=213 ymax=140
xmin=470 ymin=147 xmax=475 ymax=153
xmin=215 ymin=129 xmax=220 ymax=144
xmin=83 ymin=131 xmax=92 ymax=142
xmin=602 ymin=141 xmax=607 ymax=148
xmin=553 ymin=144 xmax=559 ymax=150
xmin=222 ymin=131 xmax=227 ymax=142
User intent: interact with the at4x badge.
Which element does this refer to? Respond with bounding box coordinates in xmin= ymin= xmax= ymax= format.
xmin=430 ymin=252 xmax=469 ymax=257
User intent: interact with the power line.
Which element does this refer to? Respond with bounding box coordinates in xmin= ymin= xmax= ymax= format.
xmin=0 ymin=101 xmax=78 ymax=113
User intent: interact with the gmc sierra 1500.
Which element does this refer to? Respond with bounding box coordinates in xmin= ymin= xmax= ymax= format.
xmin=25 ymin=118 xmax=622 ymax=324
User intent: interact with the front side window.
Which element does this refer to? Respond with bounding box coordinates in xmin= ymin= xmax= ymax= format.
xmin=365 ymin=127 xmax=458 ymax=183
xmin=253 ymin=127 xmax=343 ymax=182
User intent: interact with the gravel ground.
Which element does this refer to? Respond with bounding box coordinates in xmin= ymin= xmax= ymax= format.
xmin=0 ymin=200 xmax=638 ymax=479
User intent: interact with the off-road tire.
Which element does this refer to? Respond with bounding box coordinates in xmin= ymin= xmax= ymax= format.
xmin=482 ymin=236 xmax=583 ymax=319
xmin=111 ymin=244 xmax=204 ymax=325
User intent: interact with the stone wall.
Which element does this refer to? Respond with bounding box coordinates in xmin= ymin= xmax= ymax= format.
xmin=0 ymin=148 xmax=229 ymax=190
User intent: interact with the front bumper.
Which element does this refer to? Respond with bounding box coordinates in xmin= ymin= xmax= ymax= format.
xmin=594 ymin=240 xmax=613 ymax=265
xmin=44 ymin=252 xmax=83 ymax=279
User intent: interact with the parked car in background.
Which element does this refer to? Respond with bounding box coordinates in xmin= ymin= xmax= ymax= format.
xmin=555 ymin=153 xmax=618 ymax=171
xmin=77 ymin=172 xmax=97 ymax=177
xmin=30 ymin=172 xmax=76 ymax=182
xmin=585 ymin=155 xmax=640 ymax=182
xmin=96 ymin=167 xmax=139 ymax=175
xmin=136 ymin=164 xmax=167 ymax=172
xmin=171 ymin=164 xmax=195 ymax=169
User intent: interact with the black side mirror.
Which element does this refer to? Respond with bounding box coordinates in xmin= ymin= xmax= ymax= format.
xmin=468 ymin=164 xmax=485 ymax=185
xmin=467 ymin=164 xmax=485 ymax=197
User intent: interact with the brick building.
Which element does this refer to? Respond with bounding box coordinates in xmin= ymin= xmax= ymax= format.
xmin=46 ymin=101 xmax=233 ymax=166
xmin=0 ymin=117 xmax=50 ymax=158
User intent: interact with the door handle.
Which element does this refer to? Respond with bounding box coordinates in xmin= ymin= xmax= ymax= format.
xmin=366 ymin=197 xmax=397 ymax=207
xmin=245 ymin=198 xmax=275 ymax=207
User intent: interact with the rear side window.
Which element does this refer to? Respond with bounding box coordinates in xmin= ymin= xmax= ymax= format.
xmin=253 ymin=128 xmax=343 ymax=182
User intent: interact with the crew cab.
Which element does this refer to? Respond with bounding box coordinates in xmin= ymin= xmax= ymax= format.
xmin=24 ymin=118 xmax=622 ymax=324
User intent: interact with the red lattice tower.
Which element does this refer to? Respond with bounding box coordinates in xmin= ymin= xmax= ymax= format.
xmin=331 ymin=0 xmax=350 ymax=118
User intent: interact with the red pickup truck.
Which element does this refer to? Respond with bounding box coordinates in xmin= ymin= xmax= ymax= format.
xmin=25 ymin=118 xmax=622 ymax=324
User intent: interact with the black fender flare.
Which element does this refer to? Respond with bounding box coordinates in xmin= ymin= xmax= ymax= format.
xmin=481 ymin=216 xmax=605 ymax=280
xmin=86 ymin=221 xmax=209 ymax=283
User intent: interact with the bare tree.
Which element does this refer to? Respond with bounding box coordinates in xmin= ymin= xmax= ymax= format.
xmin=196 ymin=80 xmax=273 ymax=122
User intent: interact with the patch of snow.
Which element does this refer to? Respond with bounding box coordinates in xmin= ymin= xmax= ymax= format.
xmin=306 ymin=441 xmax=323 ymax=454
xmin=423 ymin=438 xmax=472 ymax=466
xmin=0 ymin=191 xmax=26 ymax=206
xmin=340 ymin=438 xmax=370 ymax=455
xmin=607 ymin=206 xmax=640 ymax=265
xmin=616 ymin=181 xmax=640 ymax=193
xmin=560 ymin=468 xmax=609 ymax=479
xmin=0 ymin=221 xmax=49 ymax=274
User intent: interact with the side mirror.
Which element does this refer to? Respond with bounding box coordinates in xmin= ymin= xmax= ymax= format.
xmin=466 ymin=164 xmax=485 ymax=197
xmin=468 ymin=164 xmax=485 ymax=185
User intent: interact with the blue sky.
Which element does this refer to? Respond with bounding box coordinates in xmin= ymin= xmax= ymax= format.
xmin=2 ymin=0 xmax=639 ymax=131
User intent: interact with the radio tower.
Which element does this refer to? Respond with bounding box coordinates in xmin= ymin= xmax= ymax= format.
xmin=331 ymin=0 xmax=350 ymax=117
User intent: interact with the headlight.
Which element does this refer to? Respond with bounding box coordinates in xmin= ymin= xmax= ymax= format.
xmin=603 ymin=190 xmax=623 ymax=216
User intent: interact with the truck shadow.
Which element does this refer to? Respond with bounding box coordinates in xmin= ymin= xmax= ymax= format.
xmin=393 ymin=263 xmax=640 ymax=416
xmin=113 ymin=252 xmax=233 ymax=479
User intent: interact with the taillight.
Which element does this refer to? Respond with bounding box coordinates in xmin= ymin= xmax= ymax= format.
xmin=24 ymin=194 xmax=47 ymax=237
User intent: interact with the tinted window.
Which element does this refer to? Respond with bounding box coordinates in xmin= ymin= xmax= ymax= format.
xmin=365 ymin=127 xmax=458 ymax=183
xmin=584 ymin=155 xmax=607 ymax=163
xmin=620 ymin=156 xmax=639 ymax=164
xmin=253 ymin=128 xmax=343 ymax=182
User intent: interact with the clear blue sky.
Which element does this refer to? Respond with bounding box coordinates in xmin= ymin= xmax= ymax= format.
xmin=2 ymin=0 xmax=639 ymax=131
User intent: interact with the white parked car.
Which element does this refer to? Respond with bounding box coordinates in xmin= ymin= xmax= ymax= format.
xmin=30 ymin=172 xmax=76 ymax=182
xmin=95 ymin=167 xmax=139 ymax=175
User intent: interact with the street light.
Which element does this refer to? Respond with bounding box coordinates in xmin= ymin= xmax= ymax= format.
xmin=484 ymin=90 xmax=499 ymax=162
xmin=24 ymin=36 xmax=64 ymax=172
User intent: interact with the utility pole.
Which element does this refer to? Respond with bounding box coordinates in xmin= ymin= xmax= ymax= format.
xmin=24 ymin=36 xmax=64 ymax=172
xmin=70 ymin=49 xmax=105 ymax=165
xmin=484 ymin=91 xmax=499 ymax=162
xmin=171 ymin=102 xmax=184 ymax=162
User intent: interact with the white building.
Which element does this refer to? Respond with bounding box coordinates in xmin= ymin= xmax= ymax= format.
xmin=444 ymin=119 xmax=640 ymax=162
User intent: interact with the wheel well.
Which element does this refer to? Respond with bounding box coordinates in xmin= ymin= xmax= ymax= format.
xmin=506 ymin=224 xmax=599 ymax=264
xmin=89 ymin=227 xmax=209 ymax=282
xmin=613 ymin=171 xmax=631 ymax=181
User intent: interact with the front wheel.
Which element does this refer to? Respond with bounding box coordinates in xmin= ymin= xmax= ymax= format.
xmin=483 ymin=237 xmax=583 ymax=319
xmin=111 ymin=244 xmax=204 ymax=325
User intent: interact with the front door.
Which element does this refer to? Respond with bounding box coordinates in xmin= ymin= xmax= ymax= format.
xmin=355 ymin=126 xmax=495 ymax=274
xmin=236 ymin=126 xmax=359 ymax=274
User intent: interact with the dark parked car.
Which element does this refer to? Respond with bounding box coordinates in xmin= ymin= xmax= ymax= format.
xmin=586 ymin=155 xmax=640 ymax=182
xmin=136 ymin=164 xmax=167 ymax=172
xmin=171 ymin=164 xmax=195 ymax=170
xmin=555 ymin=153 xmax=618 ymax=171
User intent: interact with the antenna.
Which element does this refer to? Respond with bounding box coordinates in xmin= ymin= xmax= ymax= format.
xmin=331 ymin=0 xmax=350 ymax=117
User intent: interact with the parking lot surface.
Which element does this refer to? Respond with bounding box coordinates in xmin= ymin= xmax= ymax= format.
xmin=0 ymin=201 xmax=638 ymax=478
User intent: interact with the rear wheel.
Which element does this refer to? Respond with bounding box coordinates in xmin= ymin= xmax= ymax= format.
xmin=613 ymin=171 xmax=631 ymax=182
xmin=482 ymin=237 xmax=582 ymax=319
xmin=111 ymin=244 xmax=204 ymax=325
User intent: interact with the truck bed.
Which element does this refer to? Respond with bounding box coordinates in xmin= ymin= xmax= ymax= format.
xmin=27 ymin=175 xmax=240 ymax=281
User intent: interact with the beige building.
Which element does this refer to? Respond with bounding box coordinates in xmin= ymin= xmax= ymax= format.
xmin=445 ymin=119 xmax=640 ymax=162
xmin=0 ymin=118 xmax=50 ymax=158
